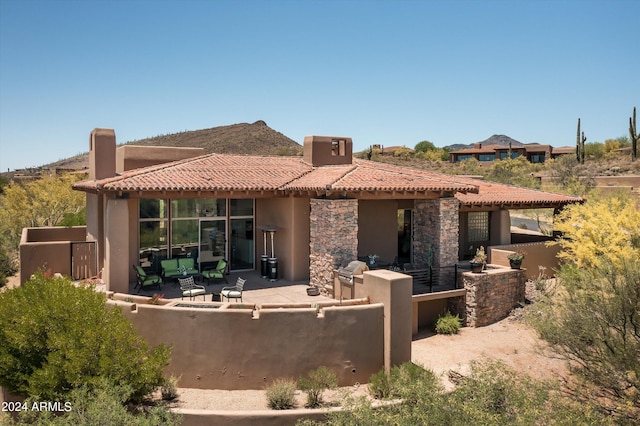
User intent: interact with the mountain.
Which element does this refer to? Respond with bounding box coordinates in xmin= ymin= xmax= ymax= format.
xmin=444 ymin=134 xmax=524 ymax=151
xmin=20 ymin=120 xmax=302 ymax=172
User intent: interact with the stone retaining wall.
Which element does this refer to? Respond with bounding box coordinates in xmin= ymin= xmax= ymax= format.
xmin=463 ymin=266 xmax=526 ymax=327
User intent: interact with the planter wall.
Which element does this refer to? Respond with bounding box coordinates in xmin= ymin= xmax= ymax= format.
xmin=463 ymin=267 xmax=526 ymax=327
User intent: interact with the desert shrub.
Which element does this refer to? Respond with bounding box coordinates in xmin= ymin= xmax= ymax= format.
xmin=160 ymin=376 xmax=179 ymax=401
xmin=0 ymin=248 xmax=17 ymax=287
xmin=435 ymin=311 xmax=461 ymax=335
xmin=298 ymin=366 xmax=338 ymax=408
xmin=0 ymin=271 xmax=170 ymax=403
xmin=265 ymin=378 xmax=296 ymax=410
xmin=528 ymin=261 xmax=640 ymax=423
xmin=318 ymin=361 xmax=605 ymax=426
xmin=367 ymin=368 xmax=391 ymax=399
xmin=8 ymin=379 xmax=181 ymax=425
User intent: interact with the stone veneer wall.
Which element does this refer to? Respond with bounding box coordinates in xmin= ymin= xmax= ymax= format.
xmin=463 ymin=268 xmax=526 ymax=327
xmin=309 ymin=199 xmax=358 ymax=290
xmin=413 ymin=198 xmax=460 ymax=284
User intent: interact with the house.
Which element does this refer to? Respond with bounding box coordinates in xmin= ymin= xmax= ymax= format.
xmin=449 ymin=142 xmax=574 ymax=164
xmin=49 ymin=128 xmax=581 ymax=295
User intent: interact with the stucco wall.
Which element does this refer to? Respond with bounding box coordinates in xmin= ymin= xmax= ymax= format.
xmin=463 ymin=267 xmax=526 ymax=327
xmin=19 ymin=226 xmax=88 ymax=284
xmin=488 ymin=242 xmax=561 ymax=279
xmin=111 ymin=298 xmax=384 ymax=390
xmin=256 ymin=197 xmax=310 ymax=282
xmin=358 ymin=200 xmax=398 ymax=263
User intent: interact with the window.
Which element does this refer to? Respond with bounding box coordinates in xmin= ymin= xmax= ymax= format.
xmin=139 ymin=199 xmax=168 ymax=270
xmin=499 ymin=152 xmax=520 ymax=160
xmin=530 ymin=154 xmax=546 ymax=163
xmin=468 ymin=211 xmax=489 ymax=242
xmin=478 ymin=153 xmax=495 ymax=162
xmin=331 ymin=139 xmax=346 ymax=156
xmin=456 ymin=154 xmax=473 ymax=162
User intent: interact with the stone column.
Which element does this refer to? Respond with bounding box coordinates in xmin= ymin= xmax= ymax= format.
xmin=309 ymin=199 xmax=358 ymax=290
xmin=413 ymin=198 xmax=460 ymax=283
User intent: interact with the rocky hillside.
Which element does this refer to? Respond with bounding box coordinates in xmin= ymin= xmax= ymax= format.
xmin=23 ymin=120 xmax=302 ymax=172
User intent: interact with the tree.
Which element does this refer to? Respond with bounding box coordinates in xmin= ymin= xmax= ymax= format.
xmin=584 ymin=142 xmax=606 ymax=160
xmin=414 ymin=140 xmax=436 ymax=153
xmin=485 ymin=156 xmax=542 ymax=189
xmin=552 ymin=192 xmax=640 ymax=269
xmin=0 ymin=272 xmax=170 ymax=403
xmin=0 ymin=173 xmax=85 ymax=253
xmin=529 ymin=262 xmax=640 ymax=423
xmin=531 ymin=192 xmax=640 ymax=422
xmin=544 ymin=154 xmax=595 ymax=197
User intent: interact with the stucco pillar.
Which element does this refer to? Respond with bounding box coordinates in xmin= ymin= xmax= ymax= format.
xmin=104 ymin=197 xmax=130 ymax=293
xmin=490 ymin=208 xmax=511 ymax=245
xmin=309 ymin=199 xmax=358 ymax=290
xmin=359 ymin=270 xmax=412 ymax=371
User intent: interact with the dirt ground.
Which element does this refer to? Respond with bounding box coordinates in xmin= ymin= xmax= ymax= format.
xmin=4 ymin=273 xmax=568 ymax=411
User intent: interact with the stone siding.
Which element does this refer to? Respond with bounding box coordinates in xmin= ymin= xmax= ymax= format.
xmin=309 ymin=199 xmax=358 ymax=290
xmin=413 ymin=198 xmax=459 ymax=284
xmin=463 ymin=267 xmax=526 ymax=327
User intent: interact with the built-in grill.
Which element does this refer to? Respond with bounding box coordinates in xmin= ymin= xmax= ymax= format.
xmin=337 ymin=261 xmax=369 ymax=285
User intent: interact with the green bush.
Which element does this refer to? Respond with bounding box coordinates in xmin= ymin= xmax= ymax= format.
xmin=7 ymin=379 xmax=181 ymax=425
xmin=435 ymin=311 xmax=461 ymax=335
xmin=367 ymin=368 xmax=391 ymax=399
xmin=0 ymin=271 xmax=170 ymax=403
xmin=265 ymin=378 xmax=296 ymax=410
xmin=298 ymin=366 xmax=338 ymax=408
xmin=0 ymin=248 xmax=17 ymax=287
xmin=322 ymin=361 xmax=606 ymax=425
xmin=160 ymin=376 xmax=179 ymax=401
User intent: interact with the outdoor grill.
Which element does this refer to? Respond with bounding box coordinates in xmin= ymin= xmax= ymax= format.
xmin=337 ymin=260 xmax=369 ymax=285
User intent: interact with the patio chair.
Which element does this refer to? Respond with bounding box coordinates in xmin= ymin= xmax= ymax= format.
xmin=221 ymin=277 xmax=246 ymax=302
xmin=202 ymin=259 xmax=228 ymax=285
xmin=178 ymin=276 xmax=206 ymax=301
xmin=133 ymin=265 xmax=162 ymax=293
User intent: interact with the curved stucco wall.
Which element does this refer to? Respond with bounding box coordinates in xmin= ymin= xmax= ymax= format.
xmin=108 ymin=297 xmax=384 ymax=390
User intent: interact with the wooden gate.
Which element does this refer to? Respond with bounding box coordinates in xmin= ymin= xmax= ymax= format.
xmin=71 ymin=242 xmax=97 ymax=280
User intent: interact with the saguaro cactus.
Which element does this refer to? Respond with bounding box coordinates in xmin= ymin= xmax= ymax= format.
xmin=630 ymin=107 xmax=638 ymax=161
xmin=576 ymin=118 xmax=586 ymax=164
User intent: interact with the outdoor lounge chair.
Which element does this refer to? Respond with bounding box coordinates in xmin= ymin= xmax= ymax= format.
xmin=178 ymin=276 xmax=206 ymax=301
xmin=221 ymin=277 xmax=246 ymax=302
xmin=202 ymin=259 xmax=228 ymax=285
xmin=133 ymin=265 xmax=162 ymax=293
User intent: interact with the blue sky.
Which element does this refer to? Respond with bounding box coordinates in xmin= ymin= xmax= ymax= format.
xmin=1 ymin=0 xmax=638 ymax=172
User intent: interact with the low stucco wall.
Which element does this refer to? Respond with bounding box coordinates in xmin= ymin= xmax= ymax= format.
xmin=109 ymin=297 xmax=384 ymax=390
xmin=488 ymin=241 xmax=561 ymax=279
xmin=19 ymin=226 xmax=88 ymax=284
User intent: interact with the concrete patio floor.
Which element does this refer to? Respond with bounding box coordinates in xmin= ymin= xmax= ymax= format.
xmin=129 ymin=270 xmax=334 ymax=305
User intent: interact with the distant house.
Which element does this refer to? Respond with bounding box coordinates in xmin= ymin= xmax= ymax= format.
xmin=449 ymin=142 xmax=574 ymax=163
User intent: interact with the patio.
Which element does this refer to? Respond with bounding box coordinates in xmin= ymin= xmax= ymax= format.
xmin=129 ymin=269 xmax=334 ymax=304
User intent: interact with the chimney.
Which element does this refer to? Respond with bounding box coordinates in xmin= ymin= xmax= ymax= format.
xmin=303 ymin=135 xmax=353 ymax=166
xmin=474 ymin=142 xmax=482 ymax=149
xmin=89 ymin=128 xmax=116 ymax=180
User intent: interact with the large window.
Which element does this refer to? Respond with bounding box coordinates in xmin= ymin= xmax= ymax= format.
xmin=478 ymin=153 xmax=495 ymax=162
xmin=139 ymin=198 xmax=254 ymax=272
xmin=468 ymin=211 xmax=489 ymax=242
xmin=139 ymin=199 xmax=168 ymax=271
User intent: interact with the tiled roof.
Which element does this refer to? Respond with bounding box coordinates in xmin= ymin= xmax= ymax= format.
xmin=72 ymin=153 xmax=582 ymax=207
xmin=454 ymin=177 xmax=583 ymax=207
xmin=73 ymin=154 xmax=477 ymax=195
